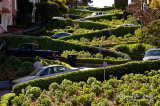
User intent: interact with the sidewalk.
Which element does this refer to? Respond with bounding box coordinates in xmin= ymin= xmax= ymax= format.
xmin=0 ymin=81 xmax=11 ymax=98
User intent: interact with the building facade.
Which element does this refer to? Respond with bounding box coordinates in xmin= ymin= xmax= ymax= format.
xmin=0 ymin=0 xmax=17 ymax=34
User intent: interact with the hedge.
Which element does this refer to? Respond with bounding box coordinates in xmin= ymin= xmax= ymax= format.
xmin=92 ymin=41 xmax=138 ymax=47
xmin=7 ymin=25 xmax=23 ymax=28
xmin=91 ymin=7 xmax=115 ymax=11
xmin=61 ymin=57 xmax=130 ymax=64
xmin=69 ymin=14 xmax=84 ymax=19
xmin=29 ymin=27 xmax=45 ymax=36
xmin=59 ymin=26 xmax=140 ymax=41
xmin=51 ymin=19 xmax=108 ymax=30
xmin=0 ymin=93 xmax=15 ymax=106
xmin=12 ymin=60 xmax=160 ymax=94
xmin=1 ymin=35 xmax=130 ymax=59
xmin=69 ymin=9 xmax=92 ymax=17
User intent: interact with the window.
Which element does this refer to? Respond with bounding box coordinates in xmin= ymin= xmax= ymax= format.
xmin=41 ymin=67 xmax=54 ymax=76
xmin=53 ymin=66 xmax=66 ymax=73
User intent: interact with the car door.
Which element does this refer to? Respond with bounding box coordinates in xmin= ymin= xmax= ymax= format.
xmin=40 ymin=67 xmax=54 ymax=77
xmin=53 ymin=66 xmax=66 ymax=73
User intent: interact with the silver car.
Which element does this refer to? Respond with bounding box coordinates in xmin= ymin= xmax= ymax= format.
xmin=11 ymin=65 xmax=79 ymax=86
xmin=143 ymin=48 xmax=160 ymax=61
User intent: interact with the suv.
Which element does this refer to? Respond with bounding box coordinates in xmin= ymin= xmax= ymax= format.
xmin=143 ymin=48 xmax=160 ymax=61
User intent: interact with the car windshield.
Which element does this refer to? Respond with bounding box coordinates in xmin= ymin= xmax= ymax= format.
xmin=145 ymin=50 xmax=160 ymax=56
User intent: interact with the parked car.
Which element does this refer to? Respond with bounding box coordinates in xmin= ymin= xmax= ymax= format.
xmin=51 ymin=33 xmax=72 ymax=39
xmin=85 ymin=12 xmax=111 ymax=18
xmin=52 ymin=17 xmax=65 ymax=20
xmin=75 ymin=19 xmax=89 ymax=21
xmin=4 ymin=43 xmax=61 ymax=59
xmin=117 ymin=24 xmax=136 ymax=27
xmin=11 ymin=65 xmax=79 ymax=86
xmin=143 ymin=48 xmax=160 ymax=61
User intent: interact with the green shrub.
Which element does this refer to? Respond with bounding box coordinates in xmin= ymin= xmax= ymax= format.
xmin=60 ymin=79 xmax=72 ymax=91
xmin=17 ymin=61 xmax=33 ymax=77
xmin=29 ymin=27 xmax=45 ymax=36
xmin=38 ymin=94 xmax=51 ymax=106
xmin=11 ymin=94 xmax=28 ymax=106
xmin=91 ymin=97 xmax=110 ymax=106
xmin=114 ymin=43 xmax=154 ymax=60
xmin=87 ymin=77 xmax=97 ymax=85
xmin=0 ymin=93 xmax=15 ymax=106
xmin=105 ymin=89 xmax=115 ymax=98
xmin=76 ymin=92 xmax=95 ymax=106
xmin=49 ymin=82 xmax=60 ymax=91
xmin=91 ymin=85 xmax=102 ymax=94
xmin=26 ymin=87 xmax=41 ymax=99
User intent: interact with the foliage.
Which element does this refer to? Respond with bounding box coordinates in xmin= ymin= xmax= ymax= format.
xmin=12 ymin=60 xmax=160 ymax=94
xmin=49 ymin=82 xmax=60 ymax=91
xmin=114 ymin=43 xmax=155 ymax=60
xmin=17 ymin=61 xmax=33 ymax=77
xmin=0 ymin=93 xmax=15 ymax=106
xmin=1 ymin=35 xmax=130 ymax=60
xmin=10 ymin=70 xmax=160 ymax=105
xmin=76 ymin=93 xmax=95 ymax=106
xmin=29 ymin=27 xmax=46 ymax=36
xmin=35 ymin=1 xmax=69 ymax=26
xmin=59 ymin=26 xmax=140 ymax=41
xmin=114 ymin=0 xmax=128 ymax=10
xmin=38 ymin=94 xmax=51 ymax=106
xmin=141 ymin=19 xmax=160 ymax=46
xmin=26 ymin=87 xmax=41 ymax=99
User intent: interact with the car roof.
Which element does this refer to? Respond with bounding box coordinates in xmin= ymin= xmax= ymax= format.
xmin=147 ymin=48 xmax=160 ymax=51
xmin=43 ymin=65 xmax=66 ymax=69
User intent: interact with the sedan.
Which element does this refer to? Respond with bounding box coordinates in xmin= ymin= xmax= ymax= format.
xmin=51 ymin=33 xmax=72 ymax=39
xmin=11 ymin=65 xmax=79 ymax=86
xmin=143 ymin=48 xmax=160 ymax=61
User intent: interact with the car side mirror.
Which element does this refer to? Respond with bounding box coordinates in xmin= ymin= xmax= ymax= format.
xmin=141 ymin=54 xmax=144 ymax=57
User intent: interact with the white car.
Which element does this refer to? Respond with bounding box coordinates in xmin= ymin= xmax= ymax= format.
xmin=52 ymin=17 xmax=65 ymax=20
xmin=85 ymin=12 xmax=111 ymax=18
xmin=11 ymin=65 xmax=79 ymax=86
xmin=143 ymin=48 xmax=160 ymax=61
xmin=117 ymin=24 xmax=136 ymax=27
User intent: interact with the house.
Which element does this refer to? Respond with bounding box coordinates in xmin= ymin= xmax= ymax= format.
xmin=0 ymin=0 xmax=17 ymax=34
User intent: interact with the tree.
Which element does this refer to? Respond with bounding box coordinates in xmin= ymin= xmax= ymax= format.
xmin=17 ymin=0 xmax=33 ymax=28
xmin=114 ymin=0 xmax=128 ymax=10
xmin=126 ymin=0 xmax=160 ymax=27
xmin=35 ymin=0 xmax=69 ymax=26
xmin=140 ymin=19 xmax=160 ymax=46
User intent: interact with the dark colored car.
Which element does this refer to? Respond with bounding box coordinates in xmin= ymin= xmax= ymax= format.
xmin=51 ymin=33 xmax=72 ymax=39
xmin=5 ymin=43 xmax=61 ymax=59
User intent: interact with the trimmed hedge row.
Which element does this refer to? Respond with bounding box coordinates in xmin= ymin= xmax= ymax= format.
xmin=92 ymin=41 xmax=138 ymax=47
xmin=0 ymin=93 xmax=15 ymax=106
xmin=1 ymin=35 xmax=130 ymax=59
xmin=61 ymin=58 xmax=130 ymax=64
xmin=29 ymin=27 xmax=45 ymax=36
xmin=12 ymin=60 xmax=160 ymax=94
xmin=51 ymin=19 xmax=108 ymax=30
xmin=91 ymin=7 xmax=115 ymax=11
xmin=69 ymin=14 xmax=84 ymax=19
xmin=59 ymin=26 xmax=140 ymax=41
